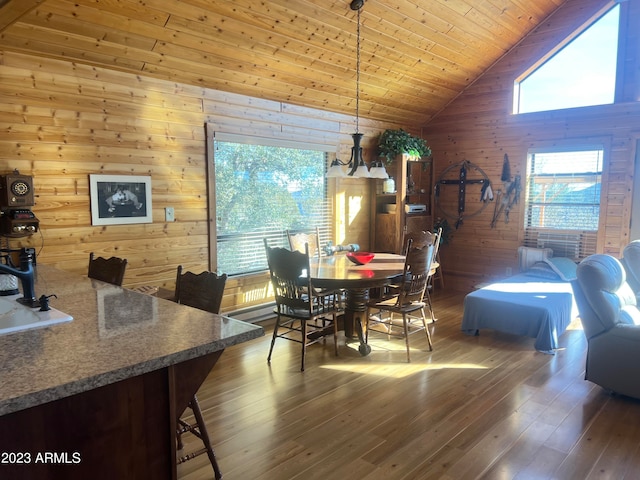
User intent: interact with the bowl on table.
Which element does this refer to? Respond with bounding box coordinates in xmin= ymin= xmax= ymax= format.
xmin=346 ymin=252 xmax=375 ymax=265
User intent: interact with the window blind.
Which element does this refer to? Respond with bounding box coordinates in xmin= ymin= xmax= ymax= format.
xmin=523 ymin=147 xmax=603 ymax=260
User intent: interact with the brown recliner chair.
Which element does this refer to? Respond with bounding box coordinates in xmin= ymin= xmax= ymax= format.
xmin=571 ymin=254 xmax=640 ymax=399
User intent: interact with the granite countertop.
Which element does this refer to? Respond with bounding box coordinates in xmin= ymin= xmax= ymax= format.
xmin=0 ymin=265 xmax=264 ymax=416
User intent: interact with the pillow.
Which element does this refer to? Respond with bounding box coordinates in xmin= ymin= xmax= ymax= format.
xmin=525 ymin=261 xmax=561 ymax=280
xmin=545 ymin=256 xmax=578 ymax=281
xmin=517 ymin=246 xmax=554 ymax=272
xmin=524 ymin=257 xmax=578 ymax=281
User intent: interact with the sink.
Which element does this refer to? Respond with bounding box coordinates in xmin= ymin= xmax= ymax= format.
xmin=0 ymin=294 xmax=73 ymax=336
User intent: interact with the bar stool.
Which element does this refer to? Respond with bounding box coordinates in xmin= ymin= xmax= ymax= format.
xmin=174 ymin=266 xmax=227 ymax=479
xmin=87 ymin=252 xmax=127 ymax=286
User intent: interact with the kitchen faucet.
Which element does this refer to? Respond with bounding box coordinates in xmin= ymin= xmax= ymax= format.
xmin=0 ymin=251 xmax=36 ymax=307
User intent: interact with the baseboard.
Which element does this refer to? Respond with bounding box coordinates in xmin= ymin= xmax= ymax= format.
xmin=225 ymin=302 xmax=275 ymax=324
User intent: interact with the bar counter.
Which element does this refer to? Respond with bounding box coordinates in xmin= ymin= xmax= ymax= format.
xmin=0 ymin=265 xmax=264 ymax=479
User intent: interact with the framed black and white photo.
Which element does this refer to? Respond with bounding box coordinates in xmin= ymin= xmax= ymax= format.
xmin=90 ymin=174 xmax=152 ymax=225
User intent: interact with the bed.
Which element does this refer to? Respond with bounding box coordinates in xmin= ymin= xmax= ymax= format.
xmin=461 ymin=247 xmax=579 ymax=354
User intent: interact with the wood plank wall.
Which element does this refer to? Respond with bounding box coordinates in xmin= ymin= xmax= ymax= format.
xmin=423 ymin=0 xmax=640 ymax=292
xmin=0 ymin=49 xmax=410 ymax=312
xmin=1 ymin=0 xmax=636 ymax=309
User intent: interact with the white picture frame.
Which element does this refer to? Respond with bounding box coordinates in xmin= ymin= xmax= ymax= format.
xmin=90 ymin=174 xmax=152 ymax=225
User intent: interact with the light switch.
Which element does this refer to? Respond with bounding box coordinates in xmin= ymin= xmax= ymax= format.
xmin=165 ymin=207 xmax=175 ymax=222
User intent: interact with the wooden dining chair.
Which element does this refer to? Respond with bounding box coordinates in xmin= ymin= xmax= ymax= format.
xmin=264 ymin=238 xmax=339 ymax=371
xmin=174 ymin=266 xmax=227 ymax=480
xmin=287 ymin=226 xmax=342 ymax=307
xmin=425 ymin=227 xmax=443 ymax=321
xmin=87 ymin=252 xmax=128 ymax=286
xmin=366 ymin=238 xmax=435 ymax=362
xmin=286 ymin=227 xmax=322 ymax=258
xmin=398 ymin=229 xmax=441 ymax=322
xmin=387 ymin=230 xmax=436 ymax=320
xmin=401 ymin=229 xmax=436 ymax=254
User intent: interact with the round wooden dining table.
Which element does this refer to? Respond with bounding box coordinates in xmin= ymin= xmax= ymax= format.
xmin=309 ymin=252 xmax=405 ymax=355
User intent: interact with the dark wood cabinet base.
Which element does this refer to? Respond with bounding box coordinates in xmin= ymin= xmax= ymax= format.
xmin=0 ymin=351 xmax=223 ymax=480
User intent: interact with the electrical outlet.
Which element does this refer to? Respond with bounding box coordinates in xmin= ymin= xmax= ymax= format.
xmin=165 ymin=207 xmax=174 ymax=222
xmin=506 ymin=267 xmax=512 ymax=276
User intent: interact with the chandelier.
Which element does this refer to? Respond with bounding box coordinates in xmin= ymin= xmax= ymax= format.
xmin=326 ymin=0 xmax=388 ymax=179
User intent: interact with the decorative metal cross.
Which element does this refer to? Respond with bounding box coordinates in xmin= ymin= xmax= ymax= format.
xmin=435 ymin=160 xmax=491 ymax=229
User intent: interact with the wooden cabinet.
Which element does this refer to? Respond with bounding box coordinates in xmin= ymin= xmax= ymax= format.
xmin=371 ymin=154 xmax=433 ymax=253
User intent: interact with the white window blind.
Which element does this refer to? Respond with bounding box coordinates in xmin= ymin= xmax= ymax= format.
xmin=523 ymin=147 xmax=603 ymax=259
xmin=213 ymin=134 xmax=334 ymax=276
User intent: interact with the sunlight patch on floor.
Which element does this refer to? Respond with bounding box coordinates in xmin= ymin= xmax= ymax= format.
xmin=321 ymin=359 xmax=488 ymax=378
xmin=311 ymin=336 xmax=493 ymax=378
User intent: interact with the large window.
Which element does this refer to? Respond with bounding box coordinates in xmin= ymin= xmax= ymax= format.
xmin=514 ymin=5 xmax=620 ymax=114
xmin=523 ymin=147 xmax=603 ymax=258
xmin=213 ymin=134 xmax=332 ymax=276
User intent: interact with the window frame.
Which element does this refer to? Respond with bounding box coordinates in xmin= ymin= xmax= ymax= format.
xmin=522 ymin=144 xmax=605 ymax=259
xmin=206 ymin=129 xmax=335 ymax=277
xmin=513 ymin=2 xmax=623 ymax=115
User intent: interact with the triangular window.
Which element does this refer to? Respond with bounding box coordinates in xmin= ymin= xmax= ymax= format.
xmin=514 ymin=5 xmax=620 ymax=114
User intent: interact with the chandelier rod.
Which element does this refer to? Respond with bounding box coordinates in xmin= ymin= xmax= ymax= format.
xmin=355 ymin=5 xmax=360 ymax=134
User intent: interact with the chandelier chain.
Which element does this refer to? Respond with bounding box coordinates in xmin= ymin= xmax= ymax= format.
xmin=355 ymin=6 xmax=361 ymax=134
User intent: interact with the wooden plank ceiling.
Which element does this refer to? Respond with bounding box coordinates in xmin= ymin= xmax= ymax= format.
xmin=0 ymin=0 xmax=567 ymax=125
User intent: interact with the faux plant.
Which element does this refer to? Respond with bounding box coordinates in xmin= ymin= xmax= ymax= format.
xmin=433 ymin=217 xmax=453 ymax=245
xmin=377 ymin=129 xmax=432 ymax=162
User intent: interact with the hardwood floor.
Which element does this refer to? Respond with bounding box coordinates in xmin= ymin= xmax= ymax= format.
xmin=177 ymin=290 xmax=640 ymax=480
